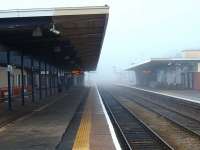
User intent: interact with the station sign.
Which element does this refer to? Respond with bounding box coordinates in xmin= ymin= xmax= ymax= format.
xmin=143 ymin=70 xmax=151 ymax=74
xmin=72 ymin=69 xmax=83 ymax=76
xmin=41 ymin=71 xmax=49 ymax=75
xmin=7 ymin=65 xmax=13 ymax=73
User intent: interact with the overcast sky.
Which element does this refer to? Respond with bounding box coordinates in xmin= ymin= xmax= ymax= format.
xmin=98 ymin=0 xmax=200 ymax=73
xmin=1 ymin=0 xmax=200 ymax=74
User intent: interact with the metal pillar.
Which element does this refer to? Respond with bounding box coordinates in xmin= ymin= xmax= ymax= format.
xmin=49 ymin=65 xmax=52 ymax=96
xmin=39 ymin=60 xmax=42 ymax=100
xmin=53 ymin=67 xmax=56 ymax=95
xmin=63 ymin=71 xmax=65 ymax=89
xmin=7 ymin=50 xmax=12 ymax=110
xmin=31 ymin=57 xmax=35 ymax=103
xmin=61 ymin=69 xmax=65 ymax=90
xmin=44 ymin=62 xmax=47 ymax=97
xmin=52 ymin=67 xmax=54 ymax=95
xmin=57 ymin=68 xmax=59 ymax=93
xmin=21 ymin=51 xmax=25 ymax=106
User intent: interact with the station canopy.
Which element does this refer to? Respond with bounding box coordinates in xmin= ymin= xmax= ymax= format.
xmin=127 ymin=58 xmax=200 ymax=71
xmin=0 ymin=6 xmax=109 ymax=71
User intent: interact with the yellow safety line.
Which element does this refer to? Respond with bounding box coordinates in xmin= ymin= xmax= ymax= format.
xmin=72 ymin=97 xmax=92 ymax=150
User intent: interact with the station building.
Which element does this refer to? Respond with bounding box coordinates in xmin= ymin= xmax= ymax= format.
xmin=127 ymin=50 xmax=200 ymax=90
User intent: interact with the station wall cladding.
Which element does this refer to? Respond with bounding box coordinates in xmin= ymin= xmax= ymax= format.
xmin=0 ymin=45 xmax=37 ymax=99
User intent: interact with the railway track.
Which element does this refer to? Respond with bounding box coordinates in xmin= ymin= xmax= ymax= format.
xmin=115 ymin=87 xmax=200 ymax=137
xmin=98 ymin=87 xmax=173 ymax=150
xmin=125 ymin=88 xmax=200 ymax=122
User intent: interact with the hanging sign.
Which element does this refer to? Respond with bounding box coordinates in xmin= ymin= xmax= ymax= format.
xmin=7 ymin=65 xmax=13 ymax=73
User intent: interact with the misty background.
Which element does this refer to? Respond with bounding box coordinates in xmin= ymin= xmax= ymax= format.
xmin=1 ymin=0 xmax=200 ymax=80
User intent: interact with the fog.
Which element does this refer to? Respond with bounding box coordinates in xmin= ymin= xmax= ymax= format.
xmin=2 ymin=0 xmax=200 ymax=82
xmin=97 ymin=0 xmax=200 ymax=81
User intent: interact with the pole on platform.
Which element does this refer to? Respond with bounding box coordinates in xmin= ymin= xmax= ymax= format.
xmin=44 ymin=62 xmax=47 ymax=97
xmin=31 ymin=57 xmax=35 ymax=103
xmin=49 ymin=65 xmax=52 ymax=96
xmin=57 ymin=68 xmax=59 ymax=93
xmin=39 ymin=60 xmax=42 ymax=100
xmin=7 ymin=50 xmax=12 ymax=110
xmin=21 ymin=51 xmax=25 ymax=106
xmin=54 ymin=67 xmax=56 ymax=95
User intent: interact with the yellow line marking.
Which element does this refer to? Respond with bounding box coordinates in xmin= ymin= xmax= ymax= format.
xmin=72 ymin=96 xmax=92 ymax=150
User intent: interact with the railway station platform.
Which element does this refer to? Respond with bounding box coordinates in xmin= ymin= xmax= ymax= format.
xmin=117 ymin=84 xmax=200 ymax=104
xmin=151 ymin=89 xmax=200 ymax=103
xmin=0 ymin=86 xmax=116 ymax=150
xmin=0 ymin=88 xmax=59 ymax=128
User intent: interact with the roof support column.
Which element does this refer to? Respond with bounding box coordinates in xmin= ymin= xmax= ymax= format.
xmin=49 ymin=65 xmax=52 ymax=96
xmin=39 ymin=60 xmax=42 ymax=100
xmin=52 ymin=67 xmax=54 ymax=95
xmin=63 ymin=70 xmax=66 ymax=90
xmin=57 ymin=68 xmax=59 ymax=93
xmin=54 ymin=67 xmax=56 ymax=95
xmin=61 ymin=69 xmax=63 ymax=91
xmin=21 ymin=51 xmax=25 ymax=106
xmin=60 ymin=68 xmax=62 ymax=92
xmin=7 ymin=50 xmax=12 ymax=111
xmin=44 ymin=62 xmax=47 ymax=97
xmin=31 ymin=57 xmax=35 ymax=103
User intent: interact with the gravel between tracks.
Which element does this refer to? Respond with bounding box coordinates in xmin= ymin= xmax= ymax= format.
xmin=110 ymin=92 xmax=200 ymax=150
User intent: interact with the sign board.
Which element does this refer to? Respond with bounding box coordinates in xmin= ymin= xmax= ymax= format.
xmin=7 ymin=65 xmax=13 ymax=73
xmin=41 ymin=71 xmax=49 ymax=75
xmin=72 ymin=69 xmax=83 ymax=76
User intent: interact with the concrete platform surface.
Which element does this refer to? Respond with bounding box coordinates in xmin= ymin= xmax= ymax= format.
xmin=72 ymin=87 xmax=116 ymax=150
xmin=155 ymin=90 xmax=200 ymax=102
xmin=0 ymin=87 xmax=88 ymax=150
xmin=0 ymin=88 xmax=59 ymax=128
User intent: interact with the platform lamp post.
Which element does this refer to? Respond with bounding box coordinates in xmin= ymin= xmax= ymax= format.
xmin=7 ymin=50 xmax=12 ymax=110
xmin=21 ymin=51 xmax=25 ymax=106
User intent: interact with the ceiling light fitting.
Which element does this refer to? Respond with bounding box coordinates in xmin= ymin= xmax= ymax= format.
xmin=50 ymin=24 xmax=60 ymax=35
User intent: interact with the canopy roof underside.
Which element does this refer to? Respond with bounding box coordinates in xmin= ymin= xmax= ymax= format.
xmin=0 ymin=6 xmax=109 ymax=71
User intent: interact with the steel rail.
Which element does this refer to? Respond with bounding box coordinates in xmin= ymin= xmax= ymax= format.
xmin=99 ymin=87 xmax=173 ymax=150
xmin=100 ymin=89 xmax=132 ymax=150
xmin=122 ymin=90 xmax=200 ymax=137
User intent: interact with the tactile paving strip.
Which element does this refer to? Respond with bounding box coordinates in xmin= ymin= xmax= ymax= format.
xmin=72 ymin=95 xmax=92 ymax=150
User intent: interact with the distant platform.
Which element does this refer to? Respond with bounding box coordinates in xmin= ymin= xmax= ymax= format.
xmin=117 ymin=83 xmax=200 ymax=104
